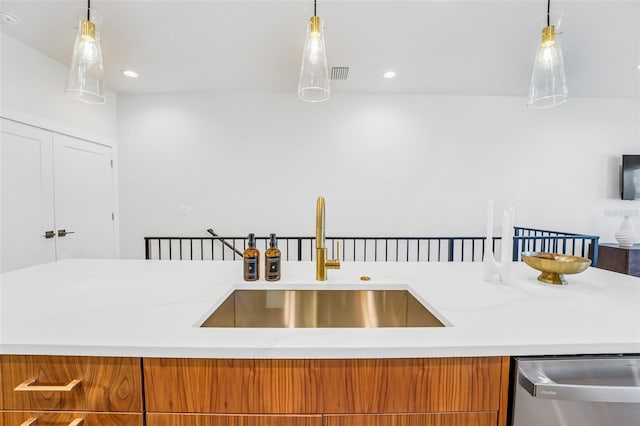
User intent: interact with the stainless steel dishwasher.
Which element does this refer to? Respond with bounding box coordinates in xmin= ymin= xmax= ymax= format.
xmin=512 ymin=355 xmax=640 ymax=426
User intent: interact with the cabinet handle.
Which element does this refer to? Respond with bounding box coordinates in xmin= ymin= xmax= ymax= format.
xmin=14 ymin=378 xmax=82 ymax=392
xmin=43 ymin=231 xmax=55 ymax=239
xmin=518 ymin=364 xmax=640 ymax=403
xmin=20 ymin=417 xmax=84 ymax=426
xmin=57 ymin=229 xmax=75 ymax=237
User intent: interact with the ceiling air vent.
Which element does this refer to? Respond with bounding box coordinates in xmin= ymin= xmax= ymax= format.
xmin=330 ymin=66 xmax=349 ymax=80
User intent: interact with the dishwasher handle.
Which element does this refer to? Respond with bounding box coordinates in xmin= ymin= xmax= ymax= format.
xmin=518 ymin=363 xmax=640 ymax=404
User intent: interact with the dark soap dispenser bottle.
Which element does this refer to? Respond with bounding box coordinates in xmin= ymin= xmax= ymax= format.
xmin=265 ymin=233 xmax=281 ymax=281
xmin=243 ymin=233 xmax=260 ymax=281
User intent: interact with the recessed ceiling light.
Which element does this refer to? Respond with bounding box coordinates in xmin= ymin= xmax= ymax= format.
xmin=383 ymin=71 xmax=396 ymax=79
xmin=122 ymin=70 xmax=139 ymax=78
xmin=0 ymin=11 xmax=20 ymax=25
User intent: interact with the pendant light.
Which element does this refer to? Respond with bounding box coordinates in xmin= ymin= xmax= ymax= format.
xmin=297 ymin=0 xmax=330 ymax=102
xmin=65 ymin=0 xmax=106 ymax=104
xmin=527 ymin=0 xmax=567 ymax=108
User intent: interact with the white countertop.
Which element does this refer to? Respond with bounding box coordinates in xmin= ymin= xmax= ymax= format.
xmin=1 ymin=259 xmax=639 ymax=358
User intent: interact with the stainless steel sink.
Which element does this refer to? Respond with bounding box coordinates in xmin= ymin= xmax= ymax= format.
xmin=200 ymin=289 xmax=445 ymax=328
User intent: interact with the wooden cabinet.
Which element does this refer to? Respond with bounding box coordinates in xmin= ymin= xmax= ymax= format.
xmin=2 ymin=355 xmax=510 ymax=426
xmin=324 ymin=413 xmax=497 ymax=426
xmin=0 ymin=355 xmax=142 ymax=412
xmin=145 ymin=414 xmax=497 ymax=426
xmin=0 ymin=355 xmax=143 ymax=425
xmin=595 ymin=243 xmax=640 ymax=277
xmin=145 ymin=412 xmax=497 ymax=426
xmin=144 ymin=357 xmax=503 ymax=414
xmin=146 ymin=414 xmax=323 ymax=426
xmin=144 ymin=357 xmax=509 ymax=426
xmin=1 ymin=411 xmax=143 ymax=426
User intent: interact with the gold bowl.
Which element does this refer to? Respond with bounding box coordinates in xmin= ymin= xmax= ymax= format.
xmin=521 ymin=252 xmax=591 ymax=285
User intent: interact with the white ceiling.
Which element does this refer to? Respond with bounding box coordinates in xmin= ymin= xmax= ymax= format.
xmin=1 ymin=0 xmax=639 ymax=97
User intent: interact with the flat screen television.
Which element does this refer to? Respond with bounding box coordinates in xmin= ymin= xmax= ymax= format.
xmin=621 ymin=155 xmax=640 ymax=200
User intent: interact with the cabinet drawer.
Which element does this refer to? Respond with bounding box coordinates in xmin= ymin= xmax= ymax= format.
xmin=144 ymin=357 xmax=502 ymax=414
xmin=1 ymin=411 xmax=143 ymax=426
xmin=324 ymin=413 xmax=497 ymax=426
xmin=146 ymin=414 xmax=323 ymax=426
xmin=0 ymin=355 xmax=142 ymax=412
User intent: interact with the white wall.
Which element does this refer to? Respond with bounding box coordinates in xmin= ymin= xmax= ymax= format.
xmin=117 ymin=92 xmax=640 ymax=259
xmin=0 ymin=34 xmax=117 ymax=146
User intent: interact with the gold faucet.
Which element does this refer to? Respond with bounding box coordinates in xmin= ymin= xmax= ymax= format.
xmin=316 ymin=196 xmax=340 ymax=281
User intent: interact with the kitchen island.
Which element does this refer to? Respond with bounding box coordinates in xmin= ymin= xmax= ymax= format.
xmin=1 ymin=259 xmax=638 ymax=358
xmin=1 ymin=259 xmax=638 ymax=426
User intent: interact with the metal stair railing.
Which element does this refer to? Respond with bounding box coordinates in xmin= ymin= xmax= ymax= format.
xmin=144 ymin=227 xmax=600 ymax=266
xmin=513 ymin=226 xmax=600 ymax=266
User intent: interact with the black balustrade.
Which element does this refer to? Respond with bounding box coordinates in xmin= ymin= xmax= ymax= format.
xmin=144 ymin=227 xmax=599 ymax=266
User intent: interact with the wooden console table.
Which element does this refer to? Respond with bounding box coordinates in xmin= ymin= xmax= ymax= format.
xmin=595 ymin=243 xmax=640 ymax=277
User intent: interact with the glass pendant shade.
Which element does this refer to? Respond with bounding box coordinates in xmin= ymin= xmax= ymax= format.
xmin=297 ymin=16 xmax=330 ymax=102
xmin=528 ymin=25 xmax=568 ymax=108
xmin=65 ymin=8 xmax=106 ymax=104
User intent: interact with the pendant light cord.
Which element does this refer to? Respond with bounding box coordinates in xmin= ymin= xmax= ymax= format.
xmin=547 ymin=0 xmax=551 ymax=27
xmin=314 ymin=0 xmax=317 ymax=17
xmin=87 ymin=0 xmax=91 ymax=21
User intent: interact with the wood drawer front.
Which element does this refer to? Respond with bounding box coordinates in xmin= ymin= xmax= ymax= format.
xmin=0 ymin=356 xmax=142 ymax=412
xmin=146 ymin=414 xmax=323 ymax=426
xmin=324 ymin=413 xmax=498 ymax=426
xmin=144 ymin=357 xmax=502 ymax=414
xmin=1 ymin=411 xmax=143 ymax=426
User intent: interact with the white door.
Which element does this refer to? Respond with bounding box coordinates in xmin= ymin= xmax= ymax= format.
xmin=53 ymin=133 xmax=115 ymax=260
xmin=0 ymin=119 xmax=56 ymax=272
